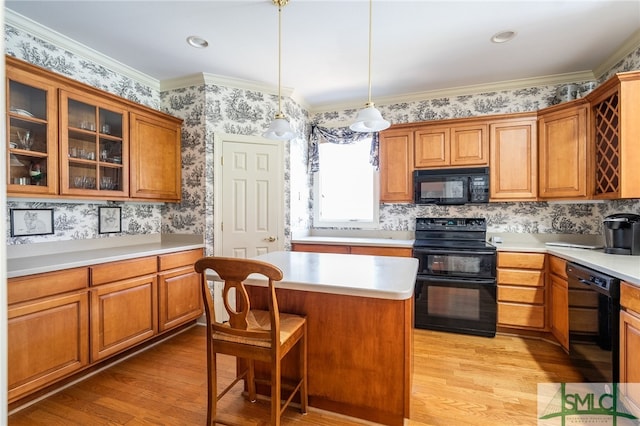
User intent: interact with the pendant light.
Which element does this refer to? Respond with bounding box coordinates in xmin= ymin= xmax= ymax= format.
xmin=350 ymin=0 xmax=390 ymax=133
xmin=263 ymin=0 xmax=295 ymax=141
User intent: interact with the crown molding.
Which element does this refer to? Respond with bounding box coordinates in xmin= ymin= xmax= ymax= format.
xmin=5 ymin=8 xmax=161 ymax=91
xmin=593 ymin=29 xmax=640 ymax=78
xmin=309 ymin=71 xmax=597 ymax=114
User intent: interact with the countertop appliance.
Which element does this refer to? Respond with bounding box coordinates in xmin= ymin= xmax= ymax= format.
xmin=413 ymin=167 xmax=489 ymax=205
xmin=603 ymin=213 xmax=640 ymax=255
xmin=566 ymin=262 xmax=620 ymax=383
xmin=413 ymin=217 xmax=497 ymax=337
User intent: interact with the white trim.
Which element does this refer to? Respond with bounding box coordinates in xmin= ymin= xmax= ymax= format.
xmin=5 ymin=9 xmax=160 ymax=91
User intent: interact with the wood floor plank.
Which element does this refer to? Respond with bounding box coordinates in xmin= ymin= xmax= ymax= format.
xmin=8 ymin=325 xmax=585 ymax=425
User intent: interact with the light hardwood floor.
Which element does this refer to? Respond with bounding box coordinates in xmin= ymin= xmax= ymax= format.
xmin=8 ymin=325 xmax=583 ymax=425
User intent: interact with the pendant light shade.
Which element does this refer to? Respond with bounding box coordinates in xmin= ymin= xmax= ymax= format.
xmin=263 ymin=0 xmax=295 ymax=141
xmin=350 ymin=0 xmax=389 ymax=133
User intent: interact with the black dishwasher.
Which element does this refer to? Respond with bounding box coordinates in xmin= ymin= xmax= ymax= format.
xmin=566 ymin=262 xmax=620 ymax=383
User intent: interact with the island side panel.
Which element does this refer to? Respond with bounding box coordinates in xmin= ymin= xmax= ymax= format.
xmin=246 ymin=286 xmax=412 ymax=426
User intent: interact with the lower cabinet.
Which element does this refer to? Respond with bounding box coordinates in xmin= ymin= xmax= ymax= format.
xmin=620 ymin=282 xmax=640 ymax=417
xmin=291 ymin=243 xmax=412 ymax=257
xmin=8 ymin=291 xmax=89 ymax=403
xmin=548 ymin=256 xmax=569 ymax=350
xmin=497 ymin=252 xmax=546 ymax=330
xmin=7 ymin=248 xmax=203 ymax=405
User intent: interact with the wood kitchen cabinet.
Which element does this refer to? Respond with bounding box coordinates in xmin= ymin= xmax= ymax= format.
xmin=59 ymin=88 xmax=128 ymax=197
xmin=130 ymin=110 xmax=182 ymax=202
xmin=587 ymin=71 xmax=640 ymax=199
xmin=548 ymin=256 xmax=569 ymax=351
xmin=620 ymin=282 xmax=640 ymax=418
xmin=537 ymin=100 xmax=591 ymax=200
xmin=414 ymin=121 xmax=488 ymax=168
xmin=6 ymin=55 xmax=182 ymax=202
xmin=497 ymin=252 xmax=546 ymax=330
xmin=379 ymin=128 xmax=414 ymax=202
xmin=6 ymin=58 xmax=59 ymax=196
xmin=7 ymin=268 xmax=89 ymax=403
xmin=292 ymin=243 xmax=412 ymax=257
xmin=489 ymin=115 xmax=538 ymax=201
xmin=157 ymin=249 xmax=204 ymax=332
xmin=90 ymin=257 xmax=158 ymax=361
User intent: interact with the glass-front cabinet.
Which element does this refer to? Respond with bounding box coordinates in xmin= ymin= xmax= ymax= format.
xmin=59 ymin=90 xmax=128 ymax=197
xmin=6 ymin=67 xmax=58 ymax=196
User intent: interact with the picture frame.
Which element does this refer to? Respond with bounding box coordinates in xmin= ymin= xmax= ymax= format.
xmin=98 ymin=206 xmax=122 ymax=234
xmin=10 ymin=208 xmax=55 ymax=237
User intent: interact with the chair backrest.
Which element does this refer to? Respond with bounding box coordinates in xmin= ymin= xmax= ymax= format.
xmin=194 ymin=256 xmax=284 ymax=342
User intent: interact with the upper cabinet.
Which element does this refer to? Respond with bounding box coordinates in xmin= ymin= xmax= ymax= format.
xmin=379 ymin=128 xmax=414 ymax=202
xmin=5 ymin=56 xmax=183 ymax=203
xmin=587 ymin=71 xmax=640 ymax=199
xmin=489 ymin=115 xmax=538 ymax=201
xmin=414 ymin=121 xmax=488 ymax=168
xmin=6 ymin=62 xmax=59 ymax=196
xmin=537 ymin=100 xmax=591 ymax=200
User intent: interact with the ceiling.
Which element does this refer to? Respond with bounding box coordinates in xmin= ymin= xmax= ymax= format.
xmin=5 ymin=1 xmax=640 ymax=112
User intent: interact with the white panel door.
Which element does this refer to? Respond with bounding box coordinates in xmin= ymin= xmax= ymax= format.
xmin=220 ymin=138 xmax=283 ymax=257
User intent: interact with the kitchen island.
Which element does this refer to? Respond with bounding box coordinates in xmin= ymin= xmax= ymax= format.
xmin=207 ymin=251 xmax=418 ymax=426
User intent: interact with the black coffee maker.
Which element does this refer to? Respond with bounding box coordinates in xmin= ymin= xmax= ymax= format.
xmin=603 ymin=213 xmax=640 ymax=255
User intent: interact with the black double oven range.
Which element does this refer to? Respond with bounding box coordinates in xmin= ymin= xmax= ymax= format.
xmin=413 ymin=218 xmax=497 ymax=337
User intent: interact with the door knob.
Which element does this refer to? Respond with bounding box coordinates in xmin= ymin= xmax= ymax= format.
xmin=265 ymin=236 xmax=277 ymax=242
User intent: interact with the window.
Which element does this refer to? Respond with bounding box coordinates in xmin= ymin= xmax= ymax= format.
xmin=313 ymin=138 xmax=379 ymax=228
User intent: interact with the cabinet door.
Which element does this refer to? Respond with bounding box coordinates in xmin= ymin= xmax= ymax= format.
xmin=489 ymin=119 xmax=537 ymax=200
xmin=59 ymin=89 xmax=128 ymax=197
xmin=130 ymin=111 xmax=182 ymax=201
xmin=6 ymin=60 xmax=59 ymax=196
xmin=538 ymin=103 xmax=589 ymax=199
xmin=414 ymin=127 xmax=449 ymax=168
xmin=90 ymin=275 xmax=158 ymax=361
xmin=550 ymin=273 xmax=569 ymax=351
xmin=379 ymin=128 xmax=414 ymax=202
xmin=620 ymin=309 xmax=640 ymax=417
xmin=450 ymin=123 xmax=488 ymax=166
xmin=8 ymin=292 xmax=89 ymax=403
xmin=158 ymin=265 xmax=203 ymax=332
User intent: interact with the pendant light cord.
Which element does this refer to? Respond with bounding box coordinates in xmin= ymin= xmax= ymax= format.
xmin=277 ymin=2 xmax=283 ymax=115
xmin=367 ymin=0 xmax=373 ymax=104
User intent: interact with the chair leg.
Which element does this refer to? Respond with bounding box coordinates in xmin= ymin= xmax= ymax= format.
xmin=247 ymin=359 xmax=257 ymax=403
xmin=207 ymin=351 xmax=217 ymax=426
xmin=299 ymin=330 xmax=308 ymax=414
xmin=271 ymin=358 xmax=282 ymax=426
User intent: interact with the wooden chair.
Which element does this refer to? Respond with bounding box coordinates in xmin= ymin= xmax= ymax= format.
xmin=194 ymin=256 xmax=308 ymax=426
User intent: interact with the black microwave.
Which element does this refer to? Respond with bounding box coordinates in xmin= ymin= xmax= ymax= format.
xmin=413 ymin=167 xmax=490 ymax=205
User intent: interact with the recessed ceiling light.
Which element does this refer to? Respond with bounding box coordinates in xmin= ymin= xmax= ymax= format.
xmin=491 ymin=30 xmax=517 ymax=44
xmin=186 ymin=35 xmax=209 ymax=48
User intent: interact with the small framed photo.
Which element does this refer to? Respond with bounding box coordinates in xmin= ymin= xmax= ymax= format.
xmin=10 ymin=208 xmax=55 ymax=237
xmin=98 ymin=206 xmax=122 ymax=234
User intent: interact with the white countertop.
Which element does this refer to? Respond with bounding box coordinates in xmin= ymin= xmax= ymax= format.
xmin=6 ymin=234 xmax=204 ymax=278
xmin=207 ymin=251 xmax=419 ymax=301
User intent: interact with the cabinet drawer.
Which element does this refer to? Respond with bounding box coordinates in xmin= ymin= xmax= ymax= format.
xmin=497 ymin=252 xmax=545 ymax=269
xmin=291 ymin=243 xmax=350 ymax=254
xmin=498 ymin=269 xmax=544 ymax=287
xmin=548 ymin=256 xmax=567 ymax=279
xmin=498 ymin=302 xmax=545 ymax=328
xmin=91 ymin=256 xmax=157 ymax=285
xmin=8 ymin=267 xmax=88 ymax=305
xmin=498 ymin=286 xmax=544 ymax=304
xmin=158 ymin=249 xmax=203 ymax=271
xmin=622 ymin=282 xmax=640 ymax=314
xmin=350 ymin=246 xmax=412 ymax=257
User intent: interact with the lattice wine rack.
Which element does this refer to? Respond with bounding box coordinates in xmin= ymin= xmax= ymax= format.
xmin=593 ymin=92 xmax=620 ymax=196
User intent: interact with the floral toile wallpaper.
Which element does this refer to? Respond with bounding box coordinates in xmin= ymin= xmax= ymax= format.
xmin=4 ymin=17 xmax=640 ymax=248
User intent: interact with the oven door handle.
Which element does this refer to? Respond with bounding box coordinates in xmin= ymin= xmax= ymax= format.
xmin=413 ymin=248 xmax=496 ymax=256
xmin=416 ymin=275 xmax=496 ymax=285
